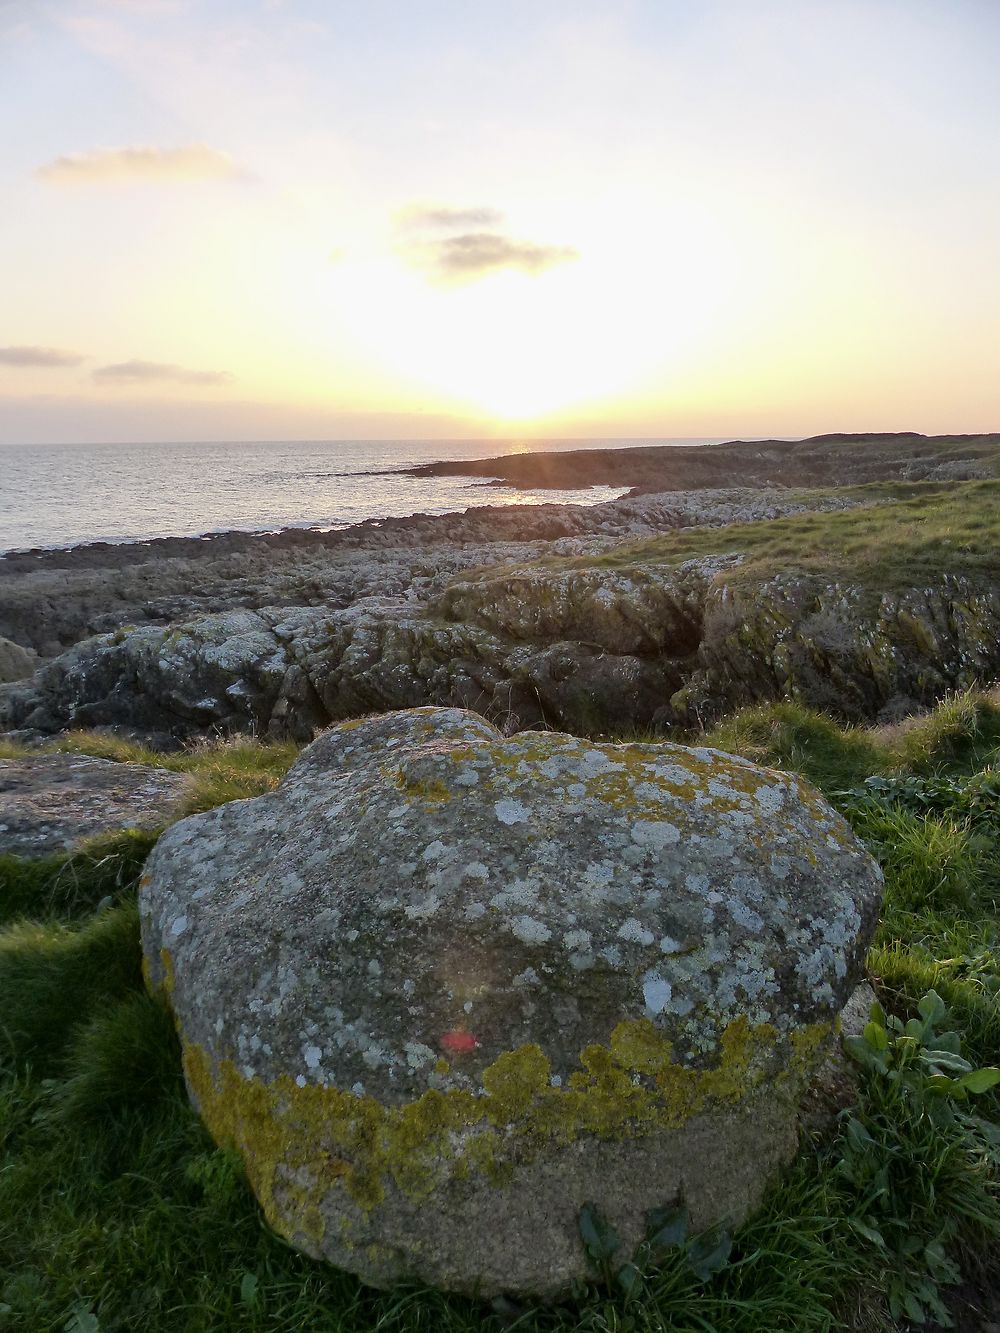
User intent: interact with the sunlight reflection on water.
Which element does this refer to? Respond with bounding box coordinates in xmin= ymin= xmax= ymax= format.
xmin=0 ymin=437 xmax=719 ymax=552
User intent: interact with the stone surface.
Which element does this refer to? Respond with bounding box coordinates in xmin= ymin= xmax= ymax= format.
xmin=0 ymin=636 xmax=35 ymax=684
xmin=5 ymin=556 xmax=999 ymax=742
xmin=141 ymin=707 xmax=883 ymax=1297
xmin=799 ymin=980 xmax=876 ymax=1133
xmin=0 ymin=753 xmax=189 ymax=856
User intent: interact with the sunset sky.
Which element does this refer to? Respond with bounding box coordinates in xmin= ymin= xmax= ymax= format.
xmin=2 ymin=0 xmax=999 ymax=444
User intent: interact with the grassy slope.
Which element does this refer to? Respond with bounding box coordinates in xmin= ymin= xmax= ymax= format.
xmin=523 ymin=480 xmax=1000 ymax=595
xmin=2 ymin=697 xmax=1000 ymax=1330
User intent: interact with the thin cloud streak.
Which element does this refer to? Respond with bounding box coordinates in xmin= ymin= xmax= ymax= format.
xmin=0 ymin=345 xmax=85 ymax=367
xmin=93 ymin=360 xmax=234 ymax=386
xmin=37 ymin=144 xmax=247 ymax=185
xmin=397 ymin=204 xmax=505 ymax=230
xmin=424 ymin=232 xmax=579 ymax=281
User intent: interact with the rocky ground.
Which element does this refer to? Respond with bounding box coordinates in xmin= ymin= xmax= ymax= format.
xmin=0 ymin=752 xmax=189 ymax=855
xmin=0 ymin=486 xmax=858 ymax=657
xmin=1 ymin=433 xmax=998 ymax=746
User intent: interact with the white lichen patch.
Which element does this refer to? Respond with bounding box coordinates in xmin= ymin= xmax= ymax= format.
xmin=510 ymin=915 xmax=552 ymax=946
xmin=618 ymin=918 xmax=655 ymax=946
xmin=494 ymin=799 xmax=529 ymax=825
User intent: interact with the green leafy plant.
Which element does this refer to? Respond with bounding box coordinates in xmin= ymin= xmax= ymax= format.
xmin=643 ymin=1205 xmax=732 ymax=1284
xmin=577 ymin=1199 xmax=733 ymax=1305
xmin=843 ymin=770 xmax=1000 ymax=833
xmin=844 ymin=990 xmax=1000 ymax=1125
xmin=838 ymin=990 xmax=1000 ymax=1325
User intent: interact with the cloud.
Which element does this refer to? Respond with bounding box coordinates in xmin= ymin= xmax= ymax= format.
xmin=422 ymin=232 xmax=579 ymax=282
xmin=36 ymin=143 xmax=246 ymax=185
xmin=398 ymin=204 xmax=506 ymax=231
xmin=395 ymin=203 xmax=578 ymax=283
xmin=0 ymin=345 xmax=85 ymax=368
xmin=92 ymin=360 xmax=234 ymax=386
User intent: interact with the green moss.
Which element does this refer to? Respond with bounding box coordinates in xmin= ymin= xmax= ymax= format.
xmin=393 ymin=769 xmax=453 ymax=803
xmin=178 ymin=1015 xmax=830 ymax=1244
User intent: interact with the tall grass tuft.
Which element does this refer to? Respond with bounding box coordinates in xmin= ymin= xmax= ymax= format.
xmin=0 ymin=902 xmax=143 ymax=1073
xmin=0 ymin=828 xmax=158 ymax=927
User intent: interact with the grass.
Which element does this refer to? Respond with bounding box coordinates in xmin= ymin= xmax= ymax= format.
xmin=2 ymin=691 xmax=1000 ymax=1329
xmin=522 ymin=479 xmax=1000 ymax=596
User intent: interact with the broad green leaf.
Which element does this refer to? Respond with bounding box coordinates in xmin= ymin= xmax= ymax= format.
xmin=863 ymin=1021 xmax=889 ymax=1050
xmin=64 ymin=1311 xmax=100 ymax=1333
xmin=616 ymin=1262 xmax=642 ymax=1297
xmin=926 ymin=1030 xmax=962 ymax=1055
xmin=687 ymin=1229 xmax=732 ymax=1282
xmin=849 ymin=1217 xmax=886 ymax=1248
xmin=926 ymin=1050 xmax=973 ymax=1074
xmin=903 ymin=1290 xmax=927 ymax=1324
xmin=959 ymin=1067 xmax=1000 ymax=1094
xmin=645 ymin=1203 xmax=689 ymax=1251
xmin=843 ymin=1035 xmax=877 ymax=1067
xmin=925 ymin=1074 xmax=957 ymax=1094
xmin=578 ymin=1204 xmax=620 ymax=1263
xmin=918 ymin=990 xmax=947 ymax=1027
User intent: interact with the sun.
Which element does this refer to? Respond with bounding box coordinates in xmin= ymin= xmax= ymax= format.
xmin=326 ymin=252 xmax=695 ymax=425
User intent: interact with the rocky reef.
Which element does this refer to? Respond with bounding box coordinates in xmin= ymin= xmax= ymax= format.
xmin=4 ymin=537 xmax=997 ymax=742
xmin=140 ymin=708 xmax=883 ymax=1296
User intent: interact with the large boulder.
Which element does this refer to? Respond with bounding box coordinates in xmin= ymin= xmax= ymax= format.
xmin=141 ymin=707 xmax=883 ymax=1297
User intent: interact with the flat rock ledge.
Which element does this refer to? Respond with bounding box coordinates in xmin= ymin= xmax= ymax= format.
xmin=141 ymin=707 xmax=883 ymax=1298
xmin=0 ymin=753 xmax=188 ymax=857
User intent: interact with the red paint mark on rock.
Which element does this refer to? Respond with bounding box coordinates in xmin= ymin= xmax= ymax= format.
xmin=439 ymin=1029 xmax=479 ymax=1055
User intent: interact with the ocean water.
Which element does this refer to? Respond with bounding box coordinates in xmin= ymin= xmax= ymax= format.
xmin=0 ymin=437 xmax=722 ymax=554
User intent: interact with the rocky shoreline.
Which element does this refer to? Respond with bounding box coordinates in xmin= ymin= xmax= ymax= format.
xmin=0 ymin=485 xmax=858 ymax=658
xmin=2 ymin=433 xmax=998 ymax=745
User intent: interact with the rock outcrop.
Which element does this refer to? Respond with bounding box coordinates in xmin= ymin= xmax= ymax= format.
xmin=0 ymin=753 xmax=188 ymax=856
xmin=141 ymin=707 xmax=883 ymax=1297
xmin=0 ymin=597 xmax=685 ymax=741
xmin=5 ymin=561 xmax=999 ymax=742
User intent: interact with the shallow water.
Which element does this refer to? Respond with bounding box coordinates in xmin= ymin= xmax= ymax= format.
xmin=0 ymin=437 xmax=725 ymax=554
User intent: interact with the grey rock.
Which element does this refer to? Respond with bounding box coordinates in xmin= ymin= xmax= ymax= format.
xmin=0 ymin=753 xmax=189 ymax=856
xmin=141 ymin=707 xmax=883 ymax=1297
xmin=0 ymin=636 xmax=35 ymax=684
xmin=5 ymin=554 xmax=1000 ymax=742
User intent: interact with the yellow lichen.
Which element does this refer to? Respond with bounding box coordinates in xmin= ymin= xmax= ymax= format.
xmin=179 ymin=1014 xmax=830 ymax=1237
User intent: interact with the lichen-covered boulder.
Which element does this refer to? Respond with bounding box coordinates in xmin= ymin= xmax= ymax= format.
xmin=140 ymin=707 xmax=883 ymax=1297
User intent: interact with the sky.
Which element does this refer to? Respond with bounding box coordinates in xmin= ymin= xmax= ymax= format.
xmin=1 ymin=0 xmax=999 ymax=444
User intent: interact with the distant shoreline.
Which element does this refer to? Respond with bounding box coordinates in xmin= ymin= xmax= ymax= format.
xmin=2 ymin=431 xmax=993 ymax=568
xmin=0 ymin=435 xmax=708 ymax=559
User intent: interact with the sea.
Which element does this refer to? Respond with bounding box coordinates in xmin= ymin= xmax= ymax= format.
xmin=0 ymin=437 xmax=724 ymax=555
